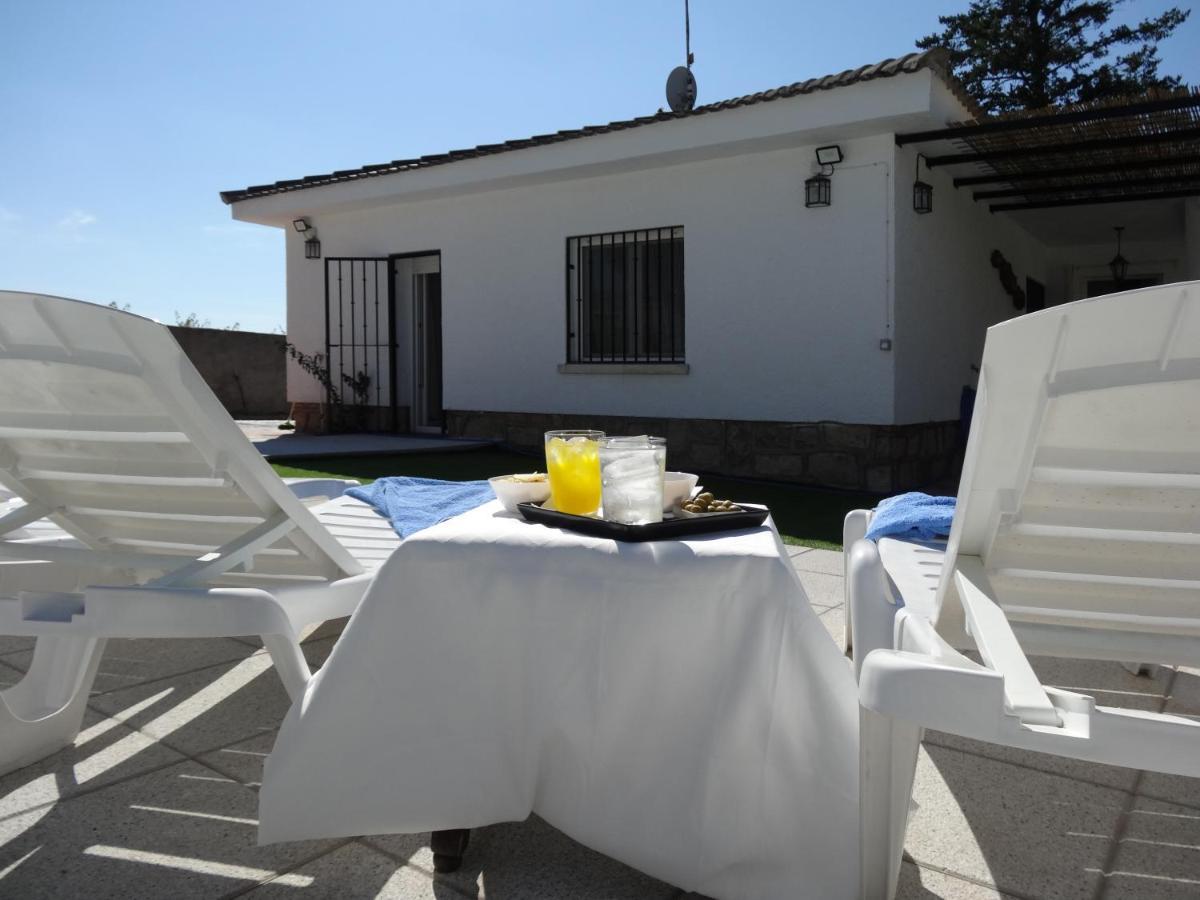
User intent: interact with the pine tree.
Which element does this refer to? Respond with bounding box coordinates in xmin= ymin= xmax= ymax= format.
xmin=917 ymin=0 xmax=1190 ymax=114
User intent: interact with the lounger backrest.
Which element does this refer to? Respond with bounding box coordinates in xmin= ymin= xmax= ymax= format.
xmin=0 ymin=292 xmax=363 ymax=587
xmin=934 ymin=281 xmax=1200 ymax=643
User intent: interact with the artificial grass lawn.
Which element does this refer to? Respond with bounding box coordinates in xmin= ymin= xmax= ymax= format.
xmin=272 ymin=448 xmax=880 ymax=550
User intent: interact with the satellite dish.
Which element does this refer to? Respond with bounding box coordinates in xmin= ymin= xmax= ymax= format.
xmin=666 ymin=65 xmax=697 ymax=113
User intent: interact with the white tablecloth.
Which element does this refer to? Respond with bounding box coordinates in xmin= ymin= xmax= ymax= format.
xmin=260 ymin=501 xmax=859 ymax=899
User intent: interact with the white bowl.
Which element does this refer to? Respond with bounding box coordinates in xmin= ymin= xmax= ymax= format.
xmin=662 ymin=471 xmax=700 ymax=511
xmin=489 ymin=474 xmax=551 ymax=513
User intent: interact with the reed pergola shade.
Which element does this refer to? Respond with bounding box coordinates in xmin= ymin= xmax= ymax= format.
xmin=895 ymin=90 xmax=1200 ymax=212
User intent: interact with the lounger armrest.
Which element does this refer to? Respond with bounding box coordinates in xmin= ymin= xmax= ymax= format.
xmin=860 ymin=646 xmax=1006 ymax=736
xmin=861 ymin=641 xmax=1200 ymax=777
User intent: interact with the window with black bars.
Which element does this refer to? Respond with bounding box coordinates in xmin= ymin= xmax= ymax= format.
xmin=565 ymin=226 xmax=684 ymax=363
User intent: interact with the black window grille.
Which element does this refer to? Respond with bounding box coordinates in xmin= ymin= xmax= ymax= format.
xmin=565 ymin=226 xmax=684 ymax=364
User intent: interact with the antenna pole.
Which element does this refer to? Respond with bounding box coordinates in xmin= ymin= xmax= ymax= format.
xmin=685 ymin=0 xmax=693 ymax=66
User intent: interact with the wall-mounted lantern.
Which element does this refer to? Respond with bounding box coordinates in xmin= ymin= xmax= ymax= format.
xmin=913 ymin=153 xmax=933 ymax=214
xmin=1108 ymin=226 xmax=1128 ymax=285
xmin=804 ymin=173 xmax=832 ymax=208
xmin=805 ymin=145 xmax=842 ymax=208
xmin=294 ymin=218 xmax=321 ymax=259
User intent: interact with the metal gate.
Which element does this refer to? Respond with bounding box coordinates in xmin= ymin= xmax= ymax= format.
xmin=324 ymin=257 xmax=397 ymax=429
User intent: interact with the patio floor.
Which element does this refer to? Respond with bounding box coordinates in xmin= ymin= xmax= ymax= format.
xmin=1 ymin=549 xmax=1197 ymax=898
xmin=236 ymin=421 xmax=491 ymax=460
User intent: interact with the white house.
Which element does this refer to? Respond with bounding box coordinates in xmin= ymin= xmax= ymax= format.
xmin=223 ymin=50 xmax=1200 ymax=490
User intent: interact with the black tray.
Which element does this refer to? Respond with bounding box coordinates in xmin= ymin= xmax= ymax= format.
xmin=516 ymin=502 xmax=769 ymax=542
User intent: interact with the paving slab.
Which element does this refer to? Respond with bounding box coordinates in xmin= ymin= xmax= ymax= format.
xmin=897 ymin=861 xmax=1023 ymax=899
xmin=0 ymin=636 xmax=260 ymax=695
xmin=1101 ymin=797 xmax=1200 ymax=899
xmin=905 ymin=743 xmax=1126 ymax=899
xmin=87 ymin=653 xmax=290 ymax=759
xmin=0 ymin=707 xmax=184 ymax=822
xmin=788 ymin=547 xmax=844 ymax=576
xmin=195 ymin=732 xmax=277 ymax=788
xmin=367 ymin=814 xmax=678 ymax=899
xmin=238 ymin=422 xmax=491 ymax=461
xmin=1135 ymin=667 xmax=1200 ymax=810
xmin=793 ymin=569 xmax=844 ymax=609
xmin=244 ymin=840 xmax=445 ymax=900
xmin=1029 ymin=656 xmax=1172 ymax=710
xmin=0 ymin=635 xmax=34 ymax=657
xmin=818 ymin=604 xmax=847 ymax=653
xmin=0 ymin=759 xmax=338 ymax=899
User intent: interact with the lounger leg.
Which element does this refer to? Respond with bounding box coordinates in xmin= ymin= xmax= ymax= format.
xmin=431 ymin=828 xmax=471 ymax=873
xmin=260 ymin=633 xmax=312 ymax=702
xmin=859 ymin=705 xmax=921 ymax=900
xmin=0 ymin=636 xmax=106 ymax=777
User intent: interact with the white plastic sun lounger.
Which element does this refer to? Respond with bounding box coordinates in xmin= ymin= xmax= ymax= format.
xmin=844 ymin=281 xmax=1200 ymax=899
xmin=0 ymin=291 xmax=399 ymax=776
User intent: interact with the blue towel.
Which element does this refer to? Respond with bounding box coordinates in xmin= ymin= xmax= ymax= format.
xmin=865 ymin=492 xmax=956 ymax=542
xmin=346 ymin=477 xmax=495 ymax=539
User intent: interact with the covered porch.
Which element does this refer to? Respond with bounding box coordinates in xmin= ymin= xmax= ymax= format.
xmin=897 ymin=89 xmax=1200 ymax=307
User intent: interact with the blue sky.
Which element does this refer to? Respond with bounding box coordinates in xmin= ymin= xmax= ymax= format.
xmin=3 ymin=0 xmax=1197 ymax=332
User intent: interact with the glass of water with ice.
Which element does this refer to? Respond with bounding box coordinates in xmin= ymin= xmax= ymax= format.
xmin=599 ymin=436 xmax=667 ymax=525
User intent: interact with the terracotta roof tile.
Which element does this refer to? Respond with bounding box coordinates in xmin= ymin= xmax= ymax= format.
xmin=220 ymin=49 xmax=960 ymax=205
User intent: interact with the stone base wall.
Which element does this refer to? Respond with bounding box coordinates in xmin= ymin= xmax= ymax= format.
xmin=445 ymin=410 xmax=959 ymax=493
xmin=290 ymin=402 xmax=410 ymax=435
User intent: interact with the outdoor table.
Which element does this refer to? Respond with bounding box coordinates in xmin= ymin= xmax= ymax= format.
xmin=259 ymin=500 xmax=859 ymax=900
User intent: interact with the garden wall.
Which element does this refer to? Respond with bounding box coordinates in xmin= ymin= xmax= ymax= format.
xmin=169 ymin=326 xmax=287 ymax=417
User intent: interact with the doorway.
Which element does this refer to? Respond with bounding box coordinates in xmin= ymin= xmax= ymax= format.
xmin=413 ymin=270 xmax=443 ymax=431
xmin=1085 ymin=275 xmax=1162 ymax=298
xmin=390 ymin=252 xmax=442 ymax=433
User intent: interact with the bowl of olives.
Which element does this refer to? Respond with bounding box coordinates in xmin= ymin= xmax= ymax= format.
xmin=677 ymin=492 xmax=743 ymax=516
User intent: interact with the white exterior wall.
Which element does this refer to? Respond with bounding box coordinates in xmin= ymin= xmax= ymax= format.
xmin=284 ymin=133 xmax=900 ymax=424
xmin=891 ymin=145 xmax=1048 ymax=424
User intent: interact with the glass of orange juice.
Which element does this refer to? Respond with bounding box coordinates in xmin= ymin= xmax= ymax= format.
xmin=544 ymin=430 xmax=605 ymax=515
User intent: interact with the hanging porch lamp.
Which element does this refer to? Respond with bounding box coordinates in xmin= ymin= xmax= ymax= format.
xmin=1108 ymin=226 xmax=1128 ymax=285
xmin=913 ymin=153 xmax=933 ymax=214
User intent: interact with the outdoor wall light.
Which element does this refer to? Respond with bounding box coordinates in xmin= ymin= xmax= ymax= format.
xmin=805 ymin=145 xmax=841 ymax=208
xmin=815 ymin=145 xmax=843 ymax=166
xmin=804 ymin=173 xmax=832 ymax=208
xmin=293 ymin=217 xmax=320 ymax=258
xmin=913 ymin=153 xmax=933 ymax=214
xmin=1108 ymin=226 xmax=1128 ymax=284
